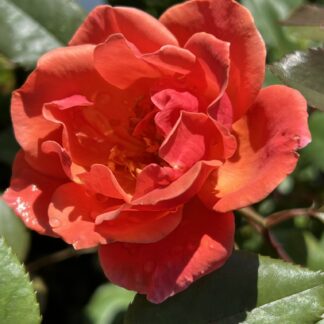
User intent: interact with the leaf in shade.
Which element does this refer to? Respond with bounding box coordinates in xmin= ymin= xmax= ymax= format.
xmin=242 ymin=0 xmax=304 ymax=58
xmin=0 ymin=0 xmax=85 ymax=68
xmin=282 ymin=5 xmax=324 ymax=41
xmin=125 ymin=251 xmax=324 ymax=324
xmin=85 ymin=283 xmax=135 ymax=324
xmin=301 ymin=111 xmax=324 ymax=171
xmin=0 ymin=237 xmax=40 ymax=324
xmin=271 ymin=47 xmax=324 ymax=111
xmin=0 ymin=198 xmax=31 ymax=261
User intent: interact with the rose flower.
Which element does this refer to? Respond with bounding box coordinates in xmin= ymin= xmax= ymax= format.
xmin=4 ymin=0 xmax=310 ymax=303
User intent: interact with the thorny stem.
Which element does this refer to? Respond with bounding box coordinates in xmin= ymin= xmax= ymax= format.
xmin=238 ymin=206 xmax=323 ymax=263
xmin=27 ymin=247 xmax=96 ymax=272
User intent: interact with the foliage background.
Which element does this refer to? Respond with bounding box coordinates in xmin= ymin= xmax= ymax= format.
xmin=0 ymin=0 xmax=323 ymax=323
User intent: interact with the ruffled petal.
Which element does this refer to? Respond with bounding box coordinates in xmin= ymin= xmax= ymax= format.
xmin=69 ymin=5 xmax=178 ymax=51
xmin=48 ymin=182 xmax=108 ymax=249
xmin=12 ymin=44 xmax=106 ymax=177
xmin=160 ymin=0 xmax=266 ymax=121
xmin=184 ymin=32 xmax=230 ymax=104
xmin=94 ymin=34 xmax=196 ymax=89
xmin=78 ymin=164 xmax=131 ymax=202
xmin=152 ymin=89 xmax=199 ymax=136
xmin=200 ymin=86 xmax=311 ymax=212
xmin=99 ymin=198 xmax=234 ymax=303
xmin=159 ymin=111 xmax=236 ymax=170
xmin=95 ymin=206 xmax=183 ymax=244
xmin=3 ymin=151 xmax=65 ymax=236
xmin=48 ymin=183 xmax=183 ymax=248
xmin=133 ymin=160 xmax=221 ymax=207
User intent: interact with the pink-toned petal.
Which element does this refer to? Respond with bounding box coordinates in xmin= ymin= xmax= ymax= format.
xmin=133 ymin=160 xmax=220 ymax=207
xmin=152 ymin=89 xmax=199 ymax=136
xmin=78 ymin=164 xmax=131 ymax=202
xmin=48 ymin=182 xmax=107 ymax=249
xmin=43 ymin=94 xmax=116 ymax=167
xmin=94 ymin=34 xmax=195 ymax=89
xmin=12 ymin=44 xmax=106 ymax=177
xmin=200 ymin=86 xmax=311 ymax=212
xmin=133 ymin=164 xmax=182 ymax=198
xmin=3 ymin=151 xmax=66 ymax=236
xmin=96 ymin=206 xmax=183 ymax=244
xmin=185 ymin=32 xmax=230 ymax=103
xmin=208 ymin=93 xmax=233 ymax=128
xmin=99 ymin=198 xmax=234 ymax=303
xmin=94 ymin=34 xmax=160 ymax=89
xmin=142 ymin=45 xmax=196 ymax=75
xmin=159 ymin=111 xmax=236 ymax=170
xmin=69 ymin=5 xmax=178 ymax=51
xmin=160 ymin=0 xmax=266 ymax=121
xmin=41 ymin=141 xmax=86 ymax=180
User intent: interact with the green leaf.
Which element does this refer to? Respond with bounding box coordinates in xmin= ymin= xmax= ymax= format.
xmin=301 ymin=111 xmax=324 ymax=171
xmin=0 ymin=199 xmax=30 ymax=261
xmin=271 ymin=48 xmax=324 ymax=111
xmin=85 ymin=283 xmax=135 ymax=324
xmin=0 ymin=237 xmax=40 ymax=324
xmin=125 ymin=251 xmax=324 ymax=324
xmin=282 ymin=5 xmax=324 ymax=41
xmin=0 ymin=54 xmax=15 ymax=94
xmin=242 ymin=0 xmax=304 ymax=59
xmin=0 ymin=0 xmax=85 ymax=68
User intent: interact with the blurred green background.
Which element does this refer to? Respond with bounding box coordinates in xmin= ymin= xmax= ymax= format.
xmin=0 ymin=0 xmax=324 ymax=323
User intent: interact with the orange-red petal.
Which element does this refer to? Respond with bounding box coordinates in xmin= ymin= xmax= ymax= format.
xmin=200 ymin=86 xmax=311 ymax=212
xmin=48 ymin=183 xmax=183 ymax=248
xmin=160 ymin=0 xmax=266 ymax=121
xmin=99 ymin=198 xmax=234 ymax=303
xmin=69 ymin=5 xmax=178 ymax=51
xmin=3 ymin=151 xmax=65 ymax=236
xmin=11 ymin=44 xmax=106 ymax=177
xmin=94 ymin=34 xmax=195 ymax=89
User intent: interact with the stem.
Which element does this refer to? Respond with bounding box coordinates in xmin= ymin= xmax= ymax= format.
xmin=27 ymin=247 xmax=95 ymax=272
xmin=265 ymin=208 xmax=323 ymax=228
xmin=239 ymin=207 xmax=266 ymax=229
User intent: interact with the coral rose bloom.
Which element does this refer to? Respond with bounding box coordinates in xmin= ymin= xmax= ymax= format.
xmin=4 ymin=0 xmax=310 ymax=303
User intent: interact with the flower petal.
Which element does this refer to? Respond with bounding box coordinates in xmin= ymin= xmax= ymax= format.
xmin=12 ymin=44 xmax=106 ymax=177
xmin=160 ymin=0 xmax=266 ymax=121
xmin=94 ymin=34 xmax=196 ymax=89
xmin=184 ymin=32 xmax=230 ymax=104
xmin=3 ymin=151 xmax=65 ymax=236
xmin=48 ymin=182 xmax=183 ymax=247
xmin=200 ymin=86 xmax=311 ymax=212
xmin=99 ymin=198 xmax=234 ymax=303
xmin=78 ymin=164 xmax=131 ymax=202
xmin=48 ymin=182 xmax=107 ymax=249
xmin=133 ymin=160 xmax=220 ymax=207
xmin=96 ymin=206 xmax=183 ymax=244
xmin=69 ymin=5 xmax=178 ymax=51
xmin=152 ymin=89 xmax=199 ymax=136
xmin=159 ymin=111 xmax=236 ymax=170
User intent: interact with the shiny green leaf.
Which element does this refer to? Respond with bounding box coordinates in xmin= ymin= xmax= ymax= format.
xmin=85 ymin=283 xmax=135 ymax=324
xmin=0 ymin=198 xmax=30 ymax=261
xmin=0 ymin=237 xmax=40 ymax=324
xmin=0 ymin=0 xmax=85 ymax=68
xmin=271 ymin=48 xmax=324 ymax=110
xmin=125 ymin=251 xmax=324 ymax=324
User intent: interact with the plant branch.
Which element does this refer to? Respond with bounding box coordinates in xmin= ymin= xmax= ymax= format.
xmin=27 ymin=247 xmax=95 ymax=272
